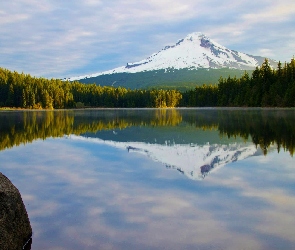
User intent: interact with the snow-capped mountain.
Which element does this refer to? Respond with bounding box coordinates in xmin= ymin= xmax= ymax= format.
xmin=68 ymin=135 xmax=258 ymax=180
xmin=69 ymin=32 xmax=273 ymax=81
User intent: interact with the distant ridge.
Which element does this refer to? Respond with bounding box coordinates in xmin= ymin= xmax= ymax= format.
xmin=67 ymin=32 xmax=277 ymax=89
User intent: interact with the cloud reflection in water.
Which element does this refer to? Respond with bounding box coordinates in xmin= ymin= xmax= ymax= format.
xmin=0 ymin=137 xmax=295 ymax=250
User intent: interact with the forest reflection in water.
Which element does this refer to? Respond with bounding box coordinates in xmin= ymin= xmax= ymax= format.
xmin=0 ymin=108 xmax=295 ymax=156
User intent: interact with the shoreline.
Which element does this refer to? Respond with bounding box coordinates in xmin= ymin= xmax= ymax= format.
xmin=1 ymin=106 xmax=295 ymax=112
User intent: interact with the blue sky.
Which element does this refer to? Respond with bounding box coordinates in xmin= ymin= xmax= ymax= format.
xmin=1 ymin=0 xmax=295 ymax=78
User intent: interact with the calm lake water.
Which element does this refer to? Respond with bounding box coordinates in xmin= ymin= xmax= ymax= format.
xmin=1 ymin=108 xmax=295 ymax=250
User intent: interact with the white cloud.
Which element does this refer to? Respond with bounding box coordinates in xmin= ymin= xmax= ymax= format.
xmin=242 ymin=2 xmax=295 ymax=24
xmin=0 ymin=0 xmax=294 ymax=77
xmin=258 ymin=48 xmax=275 ymax=58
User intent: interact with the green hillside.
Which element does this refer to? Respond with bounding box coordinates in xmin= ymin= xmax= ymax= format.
xmin=78 ymin=68 xmax=253 ymax=91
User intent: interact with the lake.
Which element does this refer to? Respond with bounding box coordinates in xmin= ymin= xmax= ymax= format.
xmin=0 ymin=108 xmax=295 ymax=250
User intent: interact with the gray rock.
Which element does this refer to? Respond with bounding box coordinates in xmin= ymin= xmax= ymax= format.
xmin=0 ymin=172 xmax=32 ymax=250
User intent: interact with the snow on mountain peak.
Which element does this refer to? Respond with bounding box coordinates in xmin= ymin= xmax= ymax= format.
xmin=185 ymin=32 xmax=207 ymax=41
xmin=68 ymin=32 xmax=263 ymax=81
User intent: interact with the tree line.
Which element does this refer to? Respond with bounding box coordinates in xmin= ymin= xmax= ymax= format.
xmin=181 ymin=58 xmax=295 ymax=107
xmin=0 ymin=58 xmax=295 ymax=108
xmin=0 ymin=68 xmax=182 ymax=109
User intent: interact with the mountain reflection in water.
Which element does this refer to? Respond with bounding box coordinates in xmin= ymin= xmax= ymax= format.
xmin=68 ymin=135 xmax=258 ymax=180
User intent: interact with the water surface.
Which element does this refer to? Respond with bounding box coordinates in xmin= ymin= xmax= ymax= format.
xmin=0 ymin=109 xmax=295 ymax=249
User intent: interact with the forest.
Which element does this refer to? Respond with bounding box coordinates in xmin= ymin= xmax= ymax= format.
xmin=182 ymin=58 xmax=295 ymax=107
xmin=0 ymin=67 xmax=182 ymax=109
xmin=0 ymin=58 xmax=295 ymax=108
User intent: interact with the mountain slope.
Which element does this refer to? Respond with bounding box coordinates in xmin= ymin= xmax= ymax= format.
xmin=68 ymin=32 xmax=277 ymax=89
xmin=76 ymin=68 xmax=254 ymax=91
